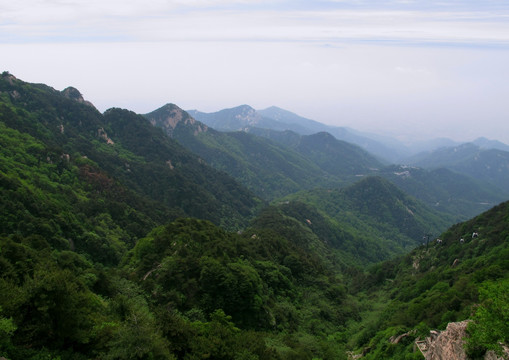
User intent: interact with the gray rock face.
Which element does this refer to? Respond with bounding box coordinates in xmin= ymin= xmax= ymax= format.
xmin=420 ymin=321 xmax=508 ymax=360
xmin=425 ymin=320 xmax=470 ymax=360
xmin=61 ymin=86 xmax=96 ymax=108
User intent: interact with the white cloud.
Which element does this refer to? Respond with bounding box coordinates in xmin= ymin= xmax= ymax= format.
xmin=2 ymin=1 xmax=509 ymax=46
xmin=1 ymin=1 xmax=509 ymax=143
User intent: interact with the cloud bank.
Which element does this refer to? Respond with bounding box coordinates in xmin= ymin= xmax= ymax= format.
xmin=2 ymin=0 xmax=509 ymax=143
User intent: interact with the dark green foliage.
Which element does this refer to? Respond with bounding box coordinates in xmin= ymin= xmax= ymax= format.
xmin=279 ymin=177 xmax=450 ymax=263
xmin=119 ymin=216 xmax=359 ymax=358
xmin=408 ymin=142 xmax=509 ymax=193
xmin=0 ymin=235 xmax=103 ymax=358
xmin=3 ymin=72 xmax=509 ymax=360
xmin=125 ymin=218 xmax=352 ymax=333
xmin=349 ymin=200 xmax=509 ymax=359
xmin=145 ymin=104 xmax=385 ymax=200
xmin=379 ymin=165 xmax=508 ymax=221
xmin=0 ymin=74 xmax=261 ymax=234
xmin=465 ymin=279 xmax=509 ymax=358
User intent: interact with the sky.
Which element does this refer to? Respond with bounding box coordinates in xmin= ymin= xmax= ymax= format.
xmin=2 ymin=0 xmax=509 ymax=144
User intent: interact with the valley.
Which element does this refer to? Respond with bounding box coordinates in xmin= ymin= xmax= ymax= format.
xmin=1 ymin=72 xmax=508 ymax=360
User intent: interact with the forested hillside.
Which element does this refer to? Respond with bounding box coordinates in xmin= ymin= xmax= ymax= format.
xmin=406 ymin=142 xmax=509 ymax=193
xmin=279 ymin=176 xmax=452 ymax=261
xmin=146 ymin=103 xmax=507 ymax=222
xmin=146 ymin=104 xmax=340 ymax=199
xmin=146 ymin=104 xmax=383 ymax=199
xmin=378 ymin=165 xmax=506 ymax=220
xmin=1 ymin=72 xmax=508 ymax=360
xmin=0 ymin=73 xmax=261 ymax=232
xmin=345 ymin=200 xmax=509 ymax=359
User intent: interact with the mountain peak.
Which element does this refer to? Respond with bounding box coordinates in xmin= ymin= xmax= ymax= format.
xmin=145 ymin=103 xmax=208 ymax=137
xmin=225 ymin=104 xmax=258 ymax=121
xmin=233 ymin=104 xmax=256 ymax=112
xmin=308 ymin=131 xmax=335 ymax=141
xmin=160 ymin=103 xmax=180 ymax=110
xmin=472 ymin=137 xmax=509 ymax=151
xmin=1 ymin=71 xmax=17 ymax=85
xmin=61 ymin=86 xmax=95 ymax=108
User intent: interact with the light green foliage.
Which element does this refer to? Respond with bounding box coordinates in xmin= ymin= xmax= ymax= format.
xmin=466 ymin=279 xmax=509 ymax=358
xmin=278 ymin=177 xmax=450 ymax=264
xmin=101 ymin=279 xmax=173 ymax=360
xmin=2 ymin=72 xmax=509 ymax=360
xmin=0 ymin=306 xmax=17 ymax=353
xmin=346 ymin=200 xmax=509 ymax=359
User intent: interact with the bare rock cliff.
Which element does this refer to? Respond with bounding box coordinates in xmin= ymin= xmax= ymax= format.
xmin=421 ymin=321 xmax=508 ymax=360
xmin=425 ymin=320 xmax=470 ymax=360
xmin=61 ymin=86 xmax=96 ymax=108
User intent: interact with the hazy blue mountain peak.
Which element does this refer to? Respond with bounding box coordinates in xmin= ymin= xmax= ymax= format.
xmin=145 ymin=103 xmax=208 ymax=137
xmin=472 ymin=137 xmax=509 ymax=151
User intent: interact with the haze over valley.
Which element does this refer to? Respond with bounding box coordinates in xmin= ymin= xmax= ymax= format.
xmin=1 ymin=72 xmax=509 ymax=359
xmin=1 ymin=1 xmax=509 ymax=359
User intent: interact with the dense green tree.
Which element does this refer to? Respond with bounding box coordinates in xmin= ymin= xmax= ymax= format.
xmin=466 ymin=279 xmax=509 ymax=358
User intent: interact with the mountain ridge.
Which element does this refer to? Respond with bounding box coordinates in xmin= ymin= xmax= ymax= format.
xmin=406 ymin=142 xmax=509 ymax=193
xmin=146 ymin=102 xmax=508 ymax=220
xmin=190 ymin=104 xmax=509 ymax=164
xmin=1 ymin=72 xmax=508 ymax=360
xmin=0 ymin=72 xmax=261 ymax=232
xmin=146 ymin=103 xmax=382 ymax=200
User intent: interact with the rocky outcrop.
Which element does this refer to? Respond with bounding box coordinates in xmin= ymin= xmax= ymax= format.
xmin=97 ymin=127 xmax=115 ymax=145
xmin=484 ymin=346 xmax=509 ymax=360
xmin=145 ymin=103 xmax=208 ymax=137
xmin=61 ymin=86 xmax=96 ymax=108
xmin=1 ymin=71 xmax=17 ymax=85
xmin=390 ymin=329 xmax=416 ymax=344
xmin=416 ymin=321 xmax=508 ymax=360
xmin=424 ymin=320 xmax=470 ymax=360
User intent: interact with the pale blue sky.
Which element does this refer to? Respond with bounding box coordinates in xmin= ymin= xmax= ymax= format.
xmin=2 ymin=0 xmax=509 ymax=143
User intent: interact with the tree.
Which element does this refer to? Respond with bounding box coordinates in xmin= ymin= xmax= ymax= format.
xmin=0 ymin=306 xmax=16 ymax=354
xmin=466 ymin=278 xmax=509 ymax=358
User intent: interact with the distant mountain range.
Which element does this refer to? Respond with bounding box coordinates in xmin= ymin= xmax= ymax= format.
xmin=178 ymin=104 xmax=509 ymax=219
xmin=145 ymin=104 xmax=382 ymax=200
xmin=2 ymin=72 xmax=509 ymax=360
xmin=279 ymin=176 xmax=452 ymax=261
xmin=404 ymin=142 xmax=509 ymax=193
xmin=188 ymin=105 xmax=405 ymax=162
xmin=189 ymin=105 xmax=509 ymax=164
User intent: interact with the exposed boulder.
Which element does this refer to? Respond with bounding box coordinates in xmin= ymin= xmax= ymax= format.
xmin=417 ymin=321 xmax=508 ymax=360
xmin=424 ymin=320 xmax=470 ymax=360
xmin=144 ymin=103 xmax=208 ymax=137
xmin=61 ymin=86 xmax=96 ymax=108
xmin=484 ymin=346 xmax=509 ymax=360
xmin=390 ymin=330 xmax=416 ymax=344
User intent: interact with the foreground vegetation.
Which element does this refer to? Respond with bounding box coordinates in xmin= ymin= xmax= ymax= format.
xmin=1 ymin=72 xmax=508 ymax=359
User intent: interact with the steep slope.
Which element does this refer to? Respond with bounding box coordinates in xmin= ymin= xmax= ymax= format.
xmin=147 ymin=104 xmax=380 ymax=199
xmin=344 ymin=200 xmax=509 ymax=359
xmin=407 ymin=142 xmax=509 ymax=193
xmin=378 ymin=165 xmax=508 ymax=221
xmin=187 ymin=105 xmax=285 ymax=132
xmin=294 ymin=132 xmax=382 ymax=177
xmin=280 ymin=176 xmax=452 ymax=262
xmin=144 ymin=103 xmax=209 ymax=138
xmin=0 ymin=73 xmax=260 ymax=232
xmin=192 ymin=105 xmax=403 ymax=162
